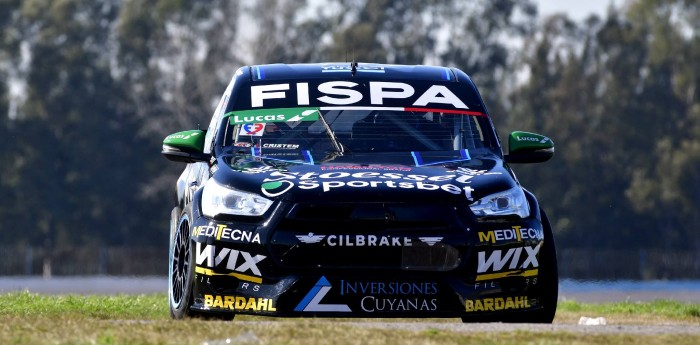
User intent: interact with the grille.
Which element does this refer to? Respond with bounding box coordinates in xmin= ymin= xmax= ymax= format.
xmin=269 ymin=202 xmax=468 ymax=270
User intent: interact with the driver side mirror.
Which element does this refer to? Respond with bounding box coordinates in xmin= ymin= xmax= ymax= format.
xmin=161 ymin=130 xmax=211 ymax=163
xmin=504 ymin=131 xmax=554 ymax=164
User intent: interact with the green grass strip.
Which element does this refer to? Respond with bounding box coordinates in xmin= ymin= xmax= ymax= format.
xmin=0 ymin=291 xmax=168 ymax=319
xmin=559 ymin=299 xmax=700 ymax=320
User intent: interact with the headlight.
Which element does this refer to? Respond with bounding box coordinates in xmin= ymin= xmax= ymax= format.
xmin=201 ymin=179 xmax=273 ymax=217
xmin=469 ymin=186 xmax=530 ymax=218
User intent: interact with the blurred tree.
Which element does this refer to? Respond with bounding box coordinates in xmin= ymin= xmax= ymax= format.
xmin=326 ymin=0 xmax=445 ymax=64
xmin=116 ymin=0 xmax=243 ymax=201
xmin=6 ymin=0 xmax=138 ymax=248
xmin=510 ymin=0 xmax=700 ymax=250
xmin=441 ymin=0 xmax=537 ymax=127
xmin=247 ymin=0 xmax=336 ymax=63
xmin=0 ymin=0 xmax=698 ymax=261
xmin=623 ymin=0 xmax=700 ymax=249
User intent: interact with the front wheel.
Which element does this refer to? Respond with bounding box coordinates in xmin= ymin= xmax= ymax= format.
xmin=526 ymin=207 xmax=558 ymax=323
xmin=461 ymin=207 xmax=558 ymax=323
xmin=169 ymin=207 xmax=195 ymax=319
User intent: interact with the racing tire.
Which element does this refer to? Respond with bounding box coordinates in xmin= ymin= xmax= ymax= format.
xmin=526 ymin=208 xmax=558 ymax=323
xmin=461 ymin=207 xmax=558 ymax=323
xmin=169 ymin=206 xmax=195 ymax=319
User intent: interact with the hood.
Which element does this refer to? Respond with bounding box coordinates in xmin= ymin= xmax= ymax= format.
xmin=214 ymin=151 xmax=515 ymax=204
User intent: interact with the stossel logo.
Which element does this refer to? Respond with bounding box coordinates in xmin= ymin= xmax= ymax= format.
xmin=261 ymin=180 xmax=294 ymax=197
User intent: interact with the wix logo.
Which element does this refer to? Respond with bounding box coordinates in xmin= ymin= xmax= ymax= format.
xmin=195 ymin=243 xmax=266 ymax=277
xmin=477 ymin=243 xmax=541 ymax=273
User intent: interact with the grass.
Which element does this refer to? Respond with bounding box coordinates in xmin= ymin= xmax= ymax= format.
xmin=1 ymin=292 xmax=699 ymax=345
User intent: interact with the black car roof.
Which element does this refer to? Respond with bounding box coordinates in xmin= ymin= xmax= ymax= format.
xmin=225 ymin=62 xmax=486 ymax=113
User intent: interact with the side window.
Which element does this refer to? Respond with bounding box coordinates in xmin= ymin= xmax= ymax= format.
xmin=203 ymin=93 xmax=229 ymax=154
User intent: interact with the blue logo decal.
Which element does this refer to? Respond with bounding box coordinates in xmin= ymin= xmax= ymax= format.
xmin=294 ymin=276 xmax=351 ymax=312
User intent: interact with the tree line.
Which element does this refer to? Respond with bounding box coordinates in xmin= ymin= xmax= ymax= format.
xmin=0 ymin=0 xmax=698 ymax=252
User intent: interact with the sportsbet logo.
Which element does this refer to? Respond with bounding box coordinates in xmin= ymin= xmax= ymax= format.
xmin=260 ymin=171 xmax=475 ymax=199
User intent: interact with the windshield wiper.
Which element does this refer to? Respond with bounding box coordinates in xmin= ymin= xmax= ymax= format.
xmin=316 ymin=110 xmax=345 ymax=154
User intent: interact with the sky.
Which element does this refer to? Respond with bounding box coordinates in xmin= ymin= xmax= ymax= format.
xmin=537 ymin=0 xmax=624 ymax=21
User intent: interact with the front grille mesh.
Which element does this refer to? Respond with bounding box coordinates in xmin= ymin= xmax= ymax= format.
xmin=270 ymin=202 xmax=468 ymax=270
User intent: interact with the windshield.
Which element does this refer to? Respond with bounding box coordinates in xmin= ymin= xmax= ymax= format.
xmin=220 ymin=108 xmax=496 ymax=161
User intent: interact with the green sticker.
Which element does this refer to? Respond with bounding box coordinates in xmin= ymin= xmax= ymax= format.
xmin=509 ymin=131 xmax=553 ymax=154
xmin=163 ymin=130 xmax=205 ymax=152
xmin=226 ymin=107 xmax=320 ymax=125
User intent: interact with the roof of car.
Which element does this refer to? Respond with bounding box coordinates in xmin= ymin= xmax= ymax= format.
xmin=246 ymin=62 xmax=466 ymax=83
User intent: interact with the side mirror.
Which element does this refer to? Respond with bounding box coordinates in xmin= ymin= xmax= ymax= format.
xmin=504 ymin=131 xmax=554 ymax=164
xmin=161 ymin=130 xmax=211 ymax=163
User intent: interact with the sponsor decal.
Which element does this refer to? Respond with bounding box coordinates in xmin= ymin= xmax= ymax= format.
xmin=473 ymin=277 xmax=539 ymax=291
xmin=321 ymin=64 xmax=385 ymax=74
xmin=340 ymin=280 xmax=438 ymax=313
xmin=295 ymin=276 xmax=351 ymax=312
xmin=473 ymin=281 xmax=499 ymax=290
xmin=360 ymin=296 xmax=438 ymax=313
xmin=204 ymin=294 xmax=276 ymax=312
xmin=465 ymin=296 xmax=531 ymax=312
xmin=295 ymin=233 xmax=443 ymax=247
xmin=227 ymin=107 xmax=320 ymax=124
xmin=418 ymin=237 xmax=443 ymax=246
xmin=261 ymin=180 xmax=295 ymax=197
xmin=515 ymin=135 xmax=550 ymax=144
xmin=262 ymin=143 xmax=300 ymax=150
xmin=239 ymin=123 xmax=265 ymax=136
xmin=477 ymin=226 xmax=543 ymax=244
xmin=234 ymin=142 xmax=253 ymax=147
xmin=195 ymin=243 xmax=266 ymax=284
xmin=260 ymin=171 xmax=475 ymax=200
xmin=295 ymin=233 xmax=325 ymax=244
xmin=164 ymin=132 xmax=201 ymax=141
xmin=192 ymin=224 xmax=261 ymax=244
xmin=453 ymin=167 xmax=501 ymax=176
xmin=241 ymin=166 xmax=277 ymax=174
xmin=239 ymin=282 xmax=261 ymax=292
xmin=249 ymin=81 xmax=469 ymax=109
xmin=320 ymin=165 xmax=411 ymax=171
xmin=475 ymin=243 xmax=540 ymax=281
xmin=340 ymin=281 xmax=438 ymax=295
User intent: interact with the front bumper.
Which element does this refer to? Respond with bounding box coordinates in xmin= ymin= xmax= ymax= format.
xmin=188 ymin=200 xmax=547 ymax=317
